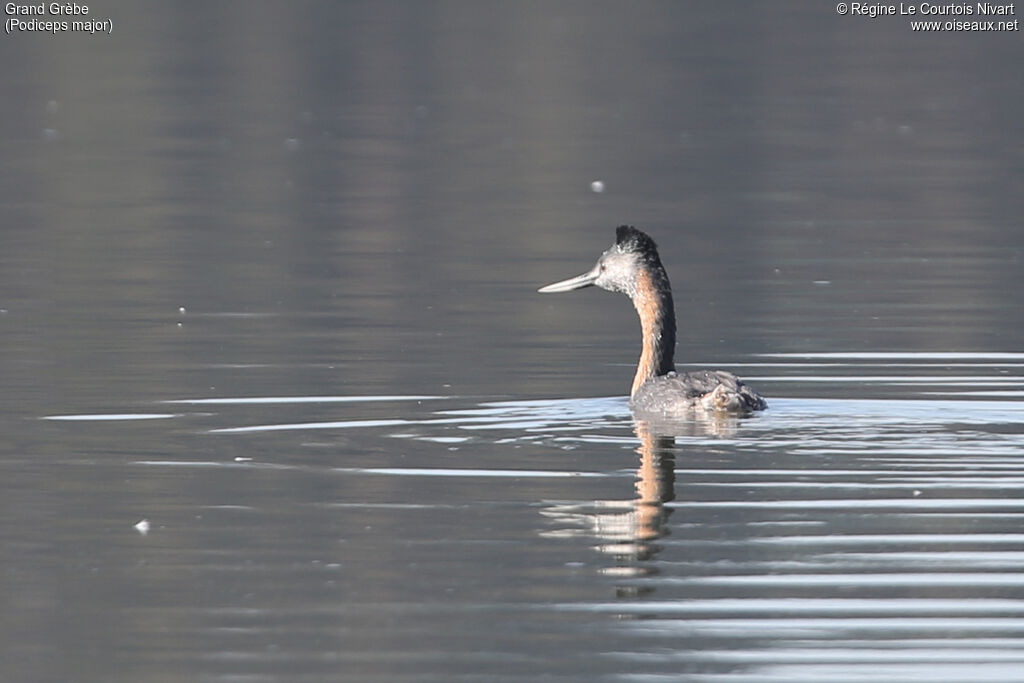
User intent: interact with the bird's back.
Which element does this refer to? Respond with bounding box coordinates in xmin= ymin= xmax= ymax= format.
xmin=630 ymin=369 xmax=767 ymax=414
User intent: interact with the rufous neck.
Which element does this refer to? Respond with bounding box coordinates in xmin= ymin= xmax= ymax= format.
xmin=630 ymin=267 xmax=676 ymax=397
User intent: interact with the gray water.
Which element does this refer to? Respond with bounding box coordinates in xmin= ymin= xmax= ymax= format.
xmin=3 ymin=2 xmax=1024 ymax=682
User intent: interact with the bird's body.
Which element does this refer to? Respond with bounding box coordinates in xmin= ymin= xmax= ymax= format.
xmin=538 ymin=226 xmax=766 ymax=415
xmin=631 ymin=369 xmax=766 ymax=414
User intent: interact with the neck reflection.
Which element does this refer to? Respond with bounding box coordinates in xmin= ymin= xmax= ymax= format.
xmin=540 ymin=413 xmax=742 ymax=594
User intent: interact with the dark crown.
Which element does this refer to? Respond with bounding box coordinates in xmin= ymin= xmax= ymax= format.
xmin=615 ymin=225 xmax=662 ymax=262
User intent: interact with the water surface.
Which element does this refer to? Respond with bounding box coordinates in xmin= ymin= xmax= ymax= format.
xmin=2 ymin=3 xmax=1023 ymax=682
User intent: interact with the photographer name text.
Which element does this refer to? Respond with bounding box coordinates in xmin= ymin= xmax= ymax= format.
xmin=836 ymin=2 xmax=1018 ymax=29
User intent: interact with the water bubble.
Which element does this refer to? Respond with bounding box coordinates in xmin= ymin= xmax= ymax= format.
xmin=590 ymin=180 xmax=605 ymax=193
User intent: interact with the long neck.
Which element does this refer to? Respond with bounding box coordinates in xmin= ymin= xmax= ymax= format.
xmin=630 ymin=267 xmax=677 ymax=397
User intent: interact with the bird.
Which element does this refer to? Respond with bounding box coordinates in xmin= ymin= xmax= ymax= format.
xmin=538 ymin=225 xmax=766 ymax=415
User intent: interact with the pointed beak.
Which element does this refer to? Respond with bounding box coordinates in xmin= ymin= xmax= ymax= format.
xmin=537 ymin=263 xmax=600 ymax=293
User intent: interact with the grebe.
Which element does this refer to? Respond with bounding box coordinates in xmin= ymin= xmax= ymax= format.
xmin=538 ymin=226 xmax=766 ymax=414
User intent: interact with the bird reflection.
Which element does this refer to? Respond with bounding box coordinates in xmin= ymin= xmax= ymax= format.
xmin=540 ymin=413 xmax=743 ymax=595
